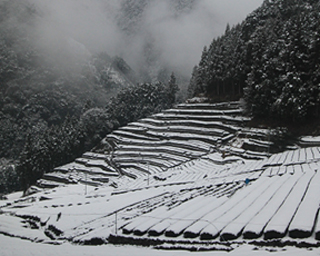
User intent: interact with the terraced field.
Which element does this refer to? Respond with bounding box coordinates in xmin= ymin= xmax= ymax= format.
xmin=36 ymin=101 xmax=272 ymax=189
xmin=1 ymin=101 xmax=320 ymax=251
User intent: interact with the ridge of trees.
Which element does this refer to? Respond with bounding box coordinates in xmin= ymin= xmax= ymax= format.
xmin=188 ymin=0 xmax=320 ymax=122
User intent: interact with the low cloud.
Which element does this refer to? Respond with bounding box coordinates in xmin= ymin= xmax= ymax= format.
xmin=29 ymin=0 xmax=263 ymax=79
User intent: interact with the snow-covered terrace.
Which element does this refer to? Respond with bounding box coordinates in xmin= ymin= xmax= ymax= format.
xmin=3 ymin=100 xmax=318 ymax=251
xmin=1 ymin=146 xmax=320 ymax=251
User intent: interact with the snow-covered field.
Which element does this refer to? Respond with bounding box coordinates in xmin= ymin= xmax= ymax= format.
xmin=2 ymin=101 xmax=320 ymax=255
xmin=1 ymin=234 xmax=319 ymax=256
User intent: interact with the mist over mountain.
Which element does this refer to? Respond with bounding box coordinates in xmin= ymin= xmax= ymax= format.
xmin=28 ymin=0 xmax=263 ymax=85
xmin=0 ymin=0 xmax=136 ymax=192
xmin=0 ymin=0 xmax=263 ymax=193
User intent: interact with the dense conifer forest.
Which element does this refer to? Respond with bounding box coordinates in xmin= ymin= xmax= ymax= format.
xmin=189 ymin=0 xmax=320 ymax=122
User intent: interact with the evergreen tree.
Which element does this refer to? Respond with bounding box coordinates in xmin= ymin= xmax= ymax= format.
xmin=190 ymin=0 xmax=320 ymax=121
xmin=188 ymin=65 xmax=199 ymax=98
xmin=195 ymin=46 xmax=208 ymax=95
xmin=167 ymin=72 xmax=179 ymax=105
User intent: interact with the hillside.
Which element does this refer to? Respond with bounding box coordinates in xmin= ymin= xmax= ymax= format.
xmin=0 ymin=0 xmax=265 ymax=194
xmin=0 ymin=0 xmax=136 ymax=157
xmin=2 ymin=100 xmax=320 ymax=253
xmin=189 ymin=0 xmax=320 ymax=122
xmin=0 ymin=0 xmax=138 ymax=193
xmin=2 ymin=0 xmax=320 ymax=254
xmin=36 ymin=101 xmax=276 ymax=189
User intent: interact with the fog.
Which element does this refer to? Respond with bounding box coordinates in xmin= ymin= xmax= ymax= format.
xmin=29 ymin=0 xmax=264 ymax=80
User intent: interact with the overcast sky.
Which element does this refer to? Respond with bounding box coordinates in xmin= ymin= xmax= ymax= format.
xmin=30 ymin=0 xmax=264 ymax=77
xmin=148 ymin=0 xmax=265 ymax=73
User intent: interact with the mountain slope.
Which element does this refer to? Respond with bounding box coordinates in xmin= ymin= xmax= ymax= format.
xmin=36 ymin=100 xmax=278 ymax=189
xmin=0 ymin=0 xmax=137 ymax=194
xmin=2 ymin=100 xmax=320 ymax=252
xmin=189 ymin=0 xmax=320 ymax=122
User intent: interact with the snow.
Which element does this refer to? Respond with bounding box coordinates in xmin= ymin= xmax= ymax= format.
xmin=146 ymin=195 xmax=212 ymax=237
xmin=0 ymin=214 xmax=44 ymax=240
xmin=164 ymin=196 xmax=229 ymax=238
xmin=177 ymin=101 xmax=240 ymax=109
xmin=200 ymin=177 xmax=277 ymax=240
xmin=3 ymin=146 xmax=320 ymax=250
xmin=220 ymin=174 xmax=291 ymax=240
xmin=264 ymin=171 xmax=315 ymax=239
xmin=288 ymin=170 xmax=320 ymax=238
xmin=153 ymin=113 xmax=249 ymax=123
xmin=122 ymin=205 xmax=169 ymax=235
xmin=183 ymin=178 xmax=260 ymax=238
xmin=163 ymin=108 xmax=243 ymax=116
xmin=243 ymin=173 xmax=303 ymax=239
xmin=300 ymin=136 xmax=320 ymax=146
xmin=3 ymin=101 xmax=320 ymax=253
xmin=138 ymin=118 xmax=240 ymax=133
xmin=2 ymin=234 xmax=320 ymax=256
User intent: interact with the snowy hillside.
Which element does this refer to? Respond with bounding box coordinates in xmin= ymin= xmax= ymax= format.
xmin=36 ymin=101 xmax=277 ymax=189
xmin=1 ymin=100 xmax=320 ymax=253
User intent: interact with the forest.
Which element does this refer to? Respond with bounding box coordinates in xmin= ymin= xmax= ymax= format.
xmin=0 ymin=0 xmax=178 ymax=193
xmin=189 ymin=0 xmax=320 ymax=122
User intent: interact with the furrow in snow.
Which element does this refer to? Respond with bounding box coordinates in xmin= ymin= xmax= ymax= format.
xmin=263 ymin=171 xmax=315 ymax=239
xmin=183 ymin=177 xmax=270 ymax=239
xmin=243 ymin=172 xmax=303 ymax=239
xmin=145 ymin=195 xmax=210 ymax=237
xmin=220 ymin=174 xmax=291 ymax=240
xmin=199 ymin=176 xmax=277 ymax=240
xmin=288 ymin=169 xmax=320 ymax=238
